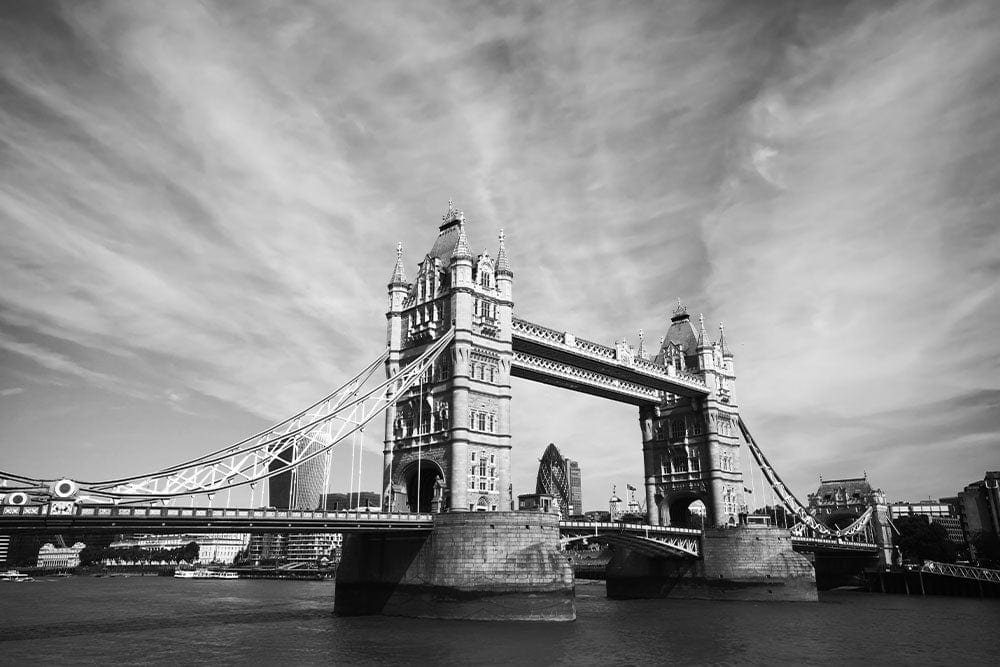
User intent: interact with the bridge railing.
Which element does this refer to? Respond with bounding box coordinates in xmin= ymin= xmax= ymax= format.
xmin=559 ymin=520 xmax=702 ymax=535
xmin=921 ymin=560 xmax=1000 ymax=583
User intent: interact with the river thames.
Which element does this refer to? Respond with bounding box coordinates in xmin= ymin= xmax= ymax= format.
xmin=1 ymin=577 xmax=997 ymax=665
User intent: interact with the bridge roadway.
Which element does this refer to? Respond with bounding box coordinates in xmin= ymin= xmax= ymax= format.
xmin=0 ymin=503 xmax=878 ymax=557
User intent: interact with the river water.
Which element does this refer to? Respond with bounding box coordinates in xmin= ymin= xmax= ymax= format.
xmin=1 ymin=577 xmax=997 ymax=665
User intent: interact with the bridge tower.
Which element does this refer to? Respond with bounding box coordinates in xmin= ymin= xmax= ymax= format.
xmin=640 ymin=302 xmax=743 ymax=528
xmin=383 ymin=201 xmax=513 ymax=513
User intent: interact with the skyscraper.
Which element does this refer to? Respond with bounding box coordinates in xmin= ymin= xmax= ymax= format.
xmin=535 ymin=443 xmax=584 ymax=518
xmin=268 ymin=435 xmax=328 ymax=510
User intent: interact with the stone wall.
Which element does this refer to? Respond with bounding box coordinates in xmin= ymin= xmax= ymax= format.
xmin=335 ymin=511 xmax=575 ymax=621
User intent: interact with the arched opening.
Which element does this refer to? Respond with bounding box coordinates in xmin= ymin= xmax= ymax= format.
xmin=824 ymin=511 xmax=861 ymax=531
xmin=402 ymin=461 xmax=445 ymax=513
xmin=663 ymin=495 xmax=707 ymax=529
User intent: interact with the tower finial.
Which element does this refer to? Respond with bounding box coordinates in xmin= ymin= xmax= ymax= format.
xmin=719 ymin=322 xmax=731 ymax=356
xmin=637 ymin=328 xmax=645 ymax=357
xmin=697 ymin=313 xmax=707 ymax=346
xmin=389 ymin=241 xmax=407 ymax=285
xmin=671 ymin=298 xmax=688 ymax=321
xmin=442 ymin=198 xmax=464 ymax=225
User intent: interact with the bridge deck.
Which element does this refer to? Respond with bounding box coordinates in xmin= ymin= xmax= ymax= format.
xmin=0 ymin=504 xmax=433 ymax=534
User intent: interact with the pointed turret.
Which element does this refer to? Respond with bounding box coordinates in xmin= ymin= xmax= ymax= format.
xmin=496 ymin=228 xmax=512 ymax=276
xmin=389 ymin=241 xmax=407 ymax=286
xmin=697 ymin=313 xmax=708 ymax=348
xmin=452 ymin=221 xmax=472 ymax=260
xmin=719 ymin=322 xmax=732 ymax=358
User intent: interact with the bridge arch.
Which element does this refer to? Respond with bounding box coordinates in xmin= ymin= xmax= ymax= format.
xmin=660 ymin=493 xmax=709 ymax=529
xmin=397 ymin=459 xmax=446 ymax=513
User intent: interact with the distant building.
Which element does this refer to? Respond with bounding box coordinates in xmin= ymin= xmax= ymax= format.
xmin=36 ymin=542 xmax=85 ymax=569
xmin=535 ymin=443 xmax=584 ymax=518
xmin=109 ymin=533 xmax=250 ymax=565
xmin=287 ymin=533 xmax=342 ymax=564
xmin=584 ymin=510 xmax=610 ymax=522
xmin=890 ymin=501 xmax=964 ymax=544
xmin=268 ymin=436 xmax=328 ymax=510
xmin=248 ymin=533 xmax=288 ymax=563
xmin=945 ymin=471 xmax=1000 ymax=559
xmin=518 ymin=493 xmax=557 ymax=513
xmin=321 ymin=491 xmax=381 ymax=511
xmin=807 ymin=475 xmax=886 ymax=529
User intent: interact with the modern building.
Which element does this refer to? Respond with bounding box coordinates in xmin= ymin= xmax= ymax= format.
xmin=321 ymin=491 xmax=381 ymax=511
xmin=268 ymin=436 xmax=329 ymax=511
xmin=248 ymin=533 xmax=288 ymax=564
xmin=944 ymin=471 xmax=1000 ymax=559
xmin=36 ymin=541 xmax=85 ymax=569
xmin=109 ymin=533 xmax=250 ymax=564
xmin=890 ymin=500 xmax=964 ymax=544
xmin=287 ymin=533 xmax=343 ymax=565
xmin=535 ymin=443 xmax=584 ymax=518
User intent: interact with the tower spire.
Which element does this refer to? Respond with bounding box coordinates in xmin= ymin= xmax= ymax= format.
xmin=719 ymin=322 xmax=731 ymax=357
xmin=697 ymin=313 xmax=707 ymax=346
xmin=496 ymin=228 xmax=512 ymax=275
xmin=389 ymin=241 xmax=407 ymax=285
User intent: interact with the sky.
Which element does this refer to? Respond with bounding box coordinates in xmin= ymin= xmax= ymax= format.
xmin=1 ymin=0 xmax=998 ymax=510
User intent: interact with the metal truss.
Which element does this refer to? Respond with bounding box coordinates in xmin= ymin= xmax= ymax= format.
xmin=42 ymin=330 xmax=455 ymax=501
xmin=560 ymin=521 xmax=701 ymax=558
xmin=738 ymin=417 xmax=873 ymax=539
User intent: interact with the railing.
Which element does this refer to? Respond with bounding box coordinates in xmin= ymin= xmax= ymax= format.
xmin=921 ymin=560 xmax=1000 ymax=583
xmin=790 ymin=536 xmax=879 ymax=552
xmin=559 ymin=520 xmax=701 ymax=535
xmin=512 ymin=351 xmax=662 ymax=402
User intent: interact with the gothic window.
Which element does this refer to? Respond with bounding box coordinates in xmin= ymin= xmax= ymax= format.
xmin=479 ymin=460 xmax=487 ymax=477
xmin=480 ymin=480 xmax=487 ymax=491
xmin=488 ymin=415 xmax=495 ymax=432
xmin=670 ymin=419 xmax=685 ymax=439
xmin=469 ymin=411 xmax=477 ymax=430
xmin=471 ymin=451 xmax=476 ymax=462
xmin=489 ymin=454 xmax=495 ymax=464
xmin=690 ymin=416 xmax=703 ymax=436
xmin=489 ymin=367 xmax=495 ymax=383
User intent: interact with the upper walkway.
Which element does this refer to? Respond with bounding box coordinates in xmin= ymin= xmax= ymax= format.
xmin=511 ymin=318 xmax=709 ymax=404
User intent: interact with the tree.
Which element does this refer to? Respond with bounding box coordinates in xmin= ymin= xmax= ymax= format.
xmin=894 ymin=515 xmax=957 ymax=564
xmin=970 ymin=531 xmax=1000 ymax=567
xmin=179 ymin=541 xmax=200 ymax=564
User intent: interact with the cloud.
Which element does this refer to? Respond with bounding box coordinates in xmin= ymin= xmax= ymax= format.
xmin=0 ymin=387 xmax=25 ymax=397
xmin=0 ymin=0 xmax=997 ymax=504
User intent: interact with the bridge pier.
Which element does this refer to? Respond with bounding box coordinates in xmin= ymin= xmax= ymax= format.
xmin=334 ymin=511 xmax=575 ymax=621
xmin=606 ymin=526 xmax=817 ymax=602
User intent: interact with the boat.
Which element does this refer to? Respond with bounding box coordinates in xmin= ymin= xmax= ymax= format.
xmin=1 ymin=569 xmax=35 ymax=582
xmin=174 ymin=568 xmax=239 ymax=580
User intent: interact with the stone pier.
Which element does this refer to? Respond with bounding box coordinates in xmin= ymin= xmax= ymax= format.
xmin=606 ymin=526 xmax=817 ymax=602
xmin=334 ymin=511 xmax=575 ymax=621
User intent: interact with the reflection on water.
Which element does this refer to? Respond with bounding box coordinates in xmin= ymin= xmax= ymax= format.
xmin=1 ymin=577 xmax=997 ymax=665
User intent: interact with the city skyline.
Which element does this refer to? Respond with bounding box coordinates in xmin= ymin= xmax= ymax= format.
xmin=2 ymin=1 xmax=999 ymax=509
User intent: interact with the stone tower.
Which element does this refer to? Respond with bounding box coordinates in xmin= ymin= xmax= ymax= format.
xmin=639 ymin=301 xmax=743 ymax=528
xmin=382 ymin=201 xmax=513 ymax=513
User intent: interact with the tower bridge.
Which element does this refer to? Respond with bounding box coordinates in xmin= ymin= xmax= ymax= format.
xmin=0 ymin=200 xmax=890 ymax=620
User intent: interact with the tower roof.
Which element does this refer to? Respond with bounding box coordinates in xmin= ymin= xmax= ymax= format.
xmin=422 ymin=200 xmax=470 ymax=267
xmin=658 ymin=299 xmax=699 ymax=358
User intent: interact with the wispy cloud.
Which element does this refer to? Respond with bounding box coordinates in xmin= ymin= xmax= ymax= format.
xmin=0 ymin=1 xmax=997 ymax=502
